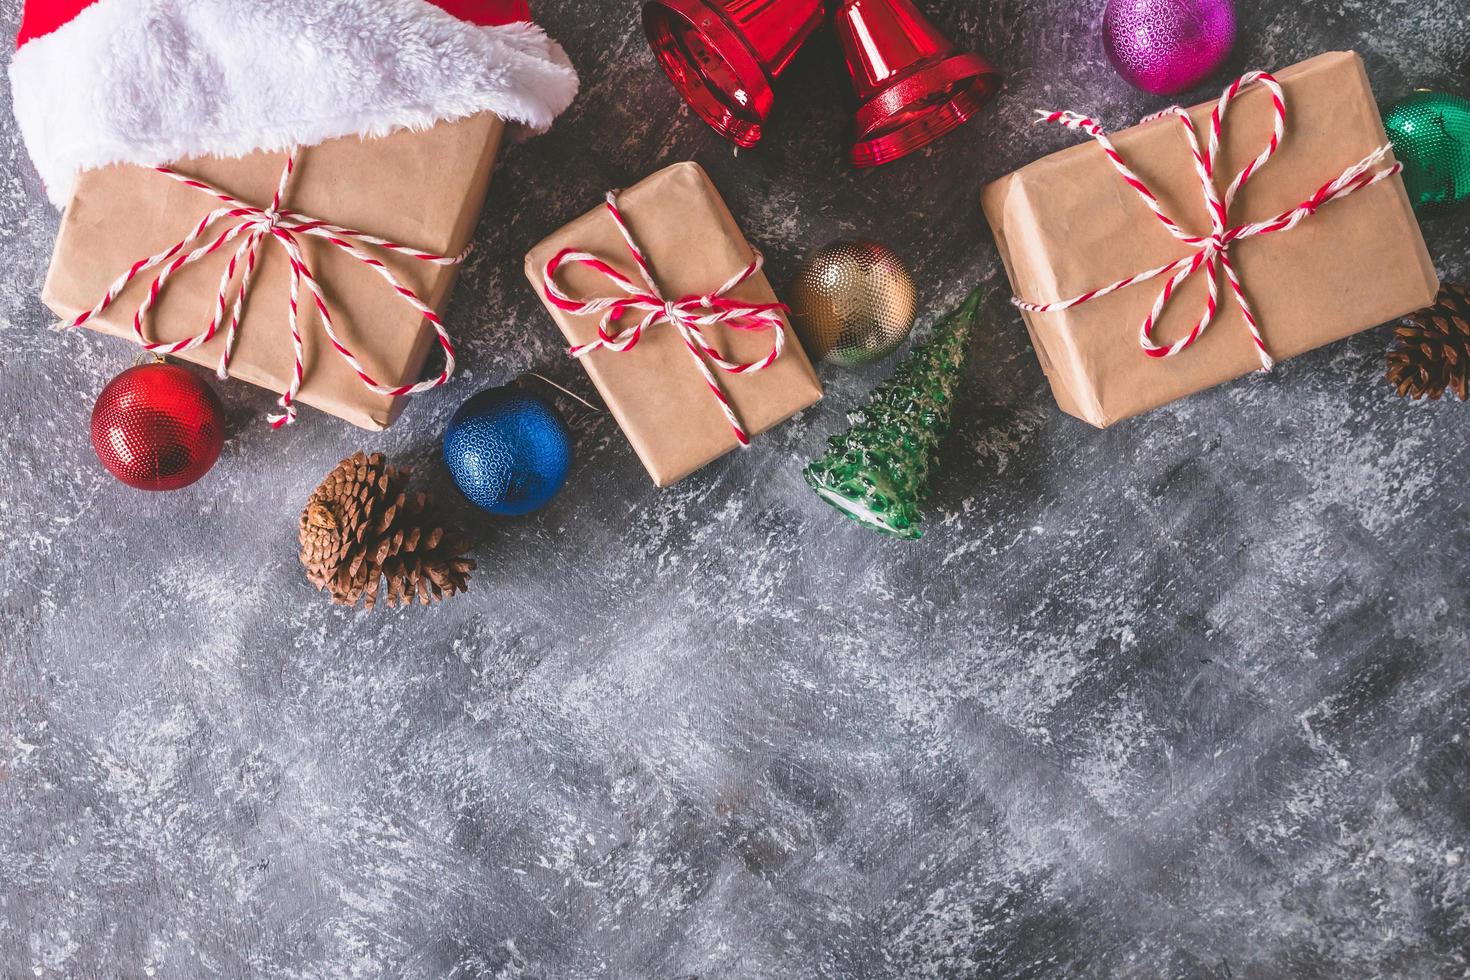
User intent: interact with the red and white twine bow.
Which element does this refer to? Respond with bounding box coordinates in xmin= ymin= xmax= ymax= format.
xmin=65 ymin=150 xmax=464 ymax=427
xmin=1014 ymin=71 xmax=1403 ymax=368
xmin=541 ymin=192 xmax=787 ymax=445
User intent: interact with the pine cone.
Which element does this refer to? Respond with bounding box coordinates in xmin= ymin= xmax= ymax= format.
xmin=299 ymin=451 xmax=474 ymax=610
xmin=1386 ymin=284 xmax=1470 ymax=401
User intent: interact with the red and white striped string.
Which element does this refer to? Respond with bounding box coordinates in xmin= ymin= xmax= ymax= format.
xmin=541 ymin=191 xmax=788 ymax=446
xmin=64 ymin=149 xmax=466 ymax=427
xmin=1014 ymin=71 xmax=1403 ymax=368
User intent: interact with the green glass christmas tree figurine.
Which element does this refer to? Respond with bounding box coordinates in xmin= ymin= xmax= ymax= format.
xmin=803 ymin=285 xmax=983 ymax=540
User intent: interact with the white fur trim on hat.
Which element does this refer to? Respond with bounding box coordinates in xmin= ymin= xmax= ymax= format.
xmin=9 ymin=0 xmax=579 ymax=206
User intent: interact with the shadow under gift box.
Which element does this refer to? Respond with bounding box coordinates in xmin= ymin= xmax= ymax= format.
xmin=41 ymin=113 xmax=504 ymax=431
xmin=982 ymin=52 xmax=1439 ymax=428
xmin=524 ymin=162 xmax=823 ymax=487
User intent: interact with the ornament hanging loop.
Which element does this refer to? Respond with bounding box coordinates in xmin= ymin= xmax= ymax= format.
xmin=515 ymin=371 xmax=604 ymax=415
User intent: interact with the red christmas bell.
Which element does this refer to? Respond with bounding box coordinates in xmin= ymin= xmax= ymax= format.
xmin=833 ymin=0 xmax=1002 ymax=167
xmin=642 ymin=0 xmax=825 ymax=148
xmin=91 ymin=362 xmax=225 ymax=491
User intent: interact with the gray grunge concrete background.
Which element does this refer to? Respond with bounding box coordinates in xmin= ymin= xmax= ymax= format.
xmin=2 ymin=0 xmax=1467 ymax=975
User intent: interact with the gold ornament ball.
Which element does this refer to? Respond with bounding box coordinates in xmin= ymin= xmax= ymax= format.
xmin=788 ymin=239 xmax=918 ymax=366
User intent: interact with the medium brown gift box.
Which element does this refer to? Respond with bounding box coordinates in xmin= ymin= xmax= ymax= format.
xmin=42 ymin=113 xmax=505 ymax=430
xmin=981 ymin=51 xmax=1439 ymax=428
xmin=524 ymin=162 xmax=823 ymax=487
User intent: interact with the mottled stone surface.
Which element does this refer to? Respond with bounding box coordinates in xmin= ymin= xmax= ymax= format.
xmin=2 ymin=1 xmax=1468 ymax=976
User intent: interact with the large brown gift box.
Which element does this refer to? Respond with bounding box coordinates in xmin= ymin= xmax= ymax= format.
xmin=981 ymin=52 xmax=1439 ymax=428
xmin=525 ymin=162 xmax=823 ymax=487
xmin=42 ymin=113 xmax=505 ymax=430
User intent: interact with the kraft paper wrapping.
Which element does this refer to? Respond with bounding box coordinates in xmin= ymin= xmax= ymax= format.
xmin=524 ymin=162 xmax=823 ymax=487
xmin=981 ymin=52 xmax=1439 ymax=428
xmin=42 ymin=113 xmax=505 ymax=430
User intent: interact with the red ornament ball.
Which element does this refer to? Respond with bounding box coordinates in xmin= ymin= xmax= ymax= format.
xmin=90 ymin=363 xmax=225 ymax=491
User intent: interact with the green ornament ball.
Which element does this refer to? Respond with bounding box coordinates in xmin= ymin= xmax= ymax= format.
xmin=1384 ymin=90 xmax=1470 ymax=216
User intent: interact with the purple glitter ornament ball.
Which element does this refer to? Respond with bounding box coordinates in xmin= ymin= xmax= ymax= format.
xmin=1103 ymin=0 xmax=1236 ymax=95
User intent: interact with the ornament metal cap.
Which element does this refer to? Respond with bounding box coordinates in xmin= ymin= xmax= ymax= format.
xmin=833 ymin=0 xmax=1002 ymax=167
xmin=642 ymin=0 xmax=825 ymax=148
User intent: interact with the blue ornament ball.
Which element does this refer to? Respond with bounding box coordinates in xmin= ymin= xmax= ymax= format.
xmin=443 ymin=385 xmax=572 ymax=516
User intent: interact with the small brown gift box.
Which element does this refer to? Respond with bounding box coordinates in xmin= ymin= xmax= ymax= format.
xmin=981 ymin=52 xmax=1439 ymax=428
xmin=524 ymin=162 xmax=823 ymax=487
xmin=42 ymin=113 xmax=505 ymax=430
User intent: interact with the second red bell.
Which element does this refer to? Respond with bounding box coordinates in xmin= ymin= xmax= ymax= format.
xmin=833 ymin=0 xmax=1003 ymax=167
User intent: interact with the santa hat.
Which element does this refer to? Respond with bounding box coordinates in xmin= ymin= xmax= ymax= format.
xmin=10 ymin=0 xmax=579 ymax=207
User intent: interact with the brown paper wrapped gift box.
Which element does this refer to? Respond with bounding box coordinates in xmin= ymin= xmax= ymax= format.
xmin=42 ymin=113 xmax=505 ymax=430
xmin=525 ymin=162 xmax=823 ymax=487
xmin=981 ymin=52 xmax=1439 ymax=428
